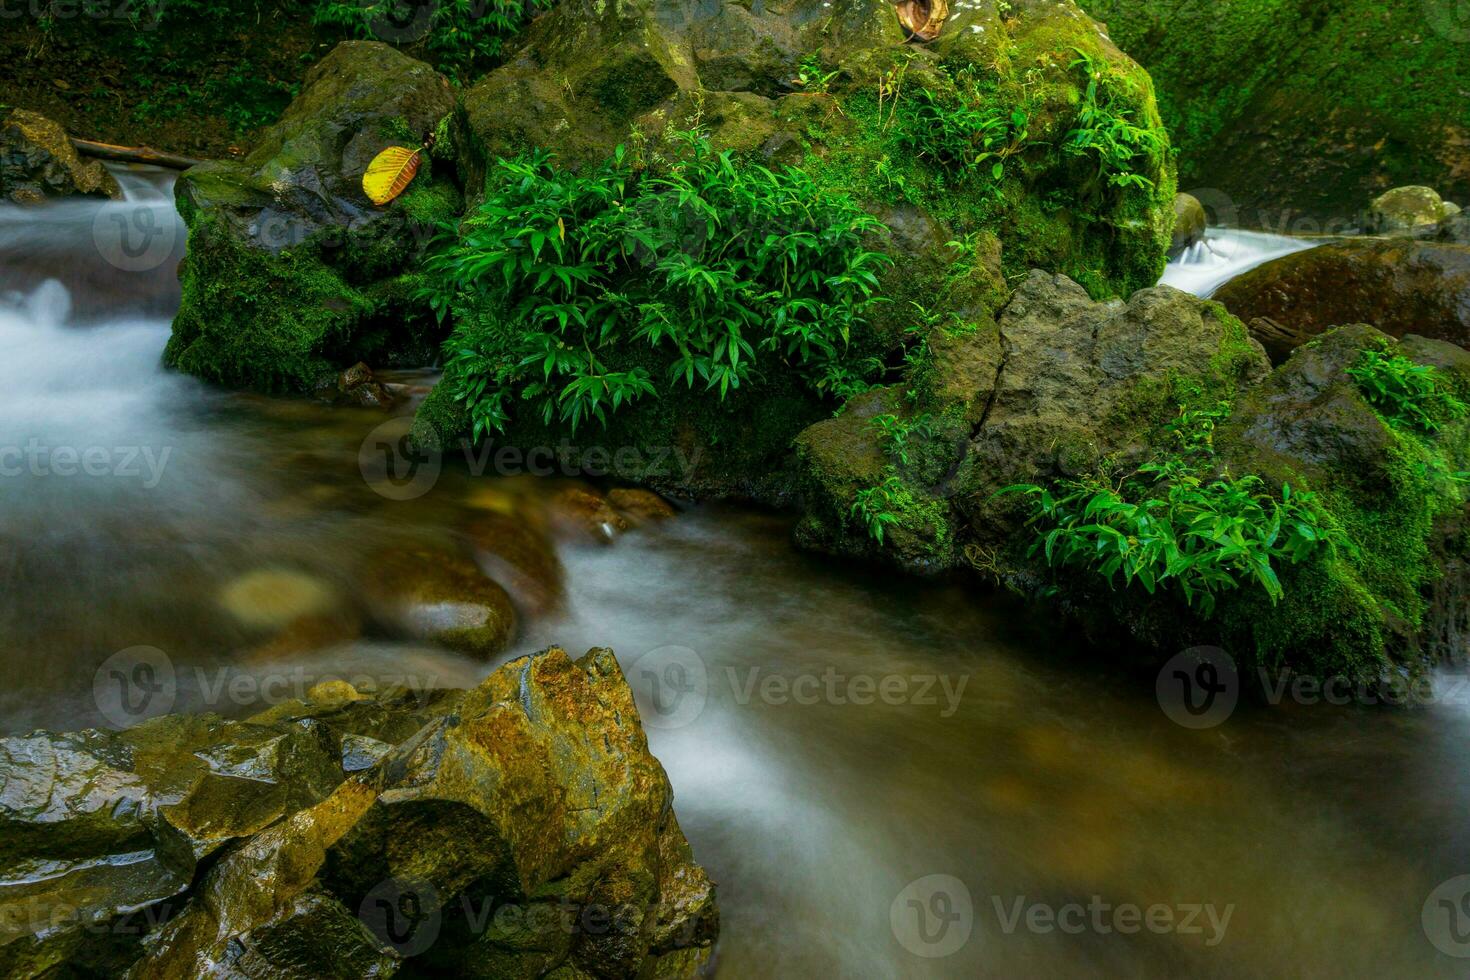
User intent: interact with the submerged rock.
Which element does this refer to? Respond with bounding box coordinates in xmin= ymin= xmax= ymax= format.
xmin=165 ymin=42 xmax=461 ymax=392
xmin=360 ymin=546 xmax=517 ymax=657
xmin=1214 ymin=239 xmax=1470 ymax=361
xmin=608 ymin=488 xmax=678 ymax=524
xmin=315 ymin=362 xmax=398 ymax=409
xmin=0 ymin=109 xmax=121 ymax=204
xmin=462 ymin=511 xmax=565 ymax=618
xmin=0 ymin=648 xmax=718 ymax=977
xmin=548 ymin=487 xmax=631 ymax=545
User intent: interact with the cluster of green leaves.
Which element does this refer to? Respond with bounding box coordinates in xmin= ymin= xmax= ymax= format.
xmin=1063 ymin=49 xmax=1167 ymax=193
xmin=851 ymin=473 xmax=908 ymax=545
xmin=1001 ymin=407 xmax=1344 ymax=615
xmin=312 ymin=0 xmax=542 ymax=81
xmin=895 ymin=67 xmax=1031 ymax=182
xmin=424 ymin=130 xmax=892 ymax=439
xmin=870 ymin=411 xmax=936 ymax=470
xmin=1348 ymin=347 xmax=1468 ymax=434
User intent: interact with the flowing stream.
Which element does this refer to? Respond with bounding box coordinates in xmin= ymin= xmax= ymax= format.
xmin=2 ymin=178 xmax=1467 ymax=976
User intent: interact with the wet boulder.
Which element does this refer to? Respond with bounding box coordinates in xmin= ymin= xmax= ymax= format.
xmin=1431 ymin=209 xmax=1470 ymax=246
xmin=0 ymin=715 xmax=343 ymax=976
xmin=1213 ymin=325 xmax=1470 ymax=675
xmin=0 ymin=109 xmax=120 ymax=204
xmin=1214 ymin=239 xmax=1470 ymax=362
xmin=0 ymin=649 xmax=718 ymax=978
xmin=165 ymin=42 xmax=462 ymax=392
xmin=360 ymin=546 xmax=517 ymax=657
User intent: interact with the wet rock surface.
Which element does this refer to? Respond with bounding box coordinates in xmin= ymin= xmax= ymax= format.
xmin=1215 ymin=239 xmax=1470 ymax=361
xmin=0 ymin=648 xmax=718 ymax=978
xmin=0 ymin=109 xmax=121 ymax=204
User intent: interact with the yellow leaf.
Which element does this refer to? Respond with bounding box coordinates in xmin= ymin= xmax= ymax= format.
xmin=362 ymin=146 xmax=421 ymax=206
xmin=557 ymin=216 xmax=565 ymax=241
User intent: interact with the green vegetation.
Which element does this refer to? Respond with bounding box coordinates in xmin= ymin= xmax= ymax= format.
xmin=1348 ymin=347 xmax=1468 ymax=435
xmin=897 ymin=67 xmax=1033 ymax=184
xmin=1062 ymin=50 xmax=1168 ymax=195
xmin=797 ymin=47 xmax=1173 ymax=300
xmin=1077 ymin=0 xmax=1470 ymax=215
xmin=424 ymin=130 xmax=892 ymax=440
xmin=313 ymin=0 xmax=545 ymax=82
xmin=1002 ymin=406 xmax=1342 ymax=615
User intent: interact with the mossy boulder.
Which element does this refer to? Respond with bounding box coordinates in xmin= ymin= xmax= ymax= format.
xmin=0 ymin=648 xmax=718 ymax=978
xmin=165 ymin=41 xmax=462 ymax=392
xmin=1367 ymin=185 xmax=1452 ymax=236
xmin=425 ymin=0 xmax=1173 ymax=496
xmin=1210 ymin=326 xmax=1470 ymax=679
xmin=1214 ymin=239 xmax=1470 ymax=361
xmin=795 ymin=272 xmax=1269 ymax=572
xmin=456 ymin=0 xmax=1174 ymax=297
xmin=0 ymin=108 xmax=120 ymax=204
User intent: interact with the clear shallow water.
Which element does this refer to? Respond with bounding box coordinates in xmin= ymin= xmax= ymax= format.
xmin=1160 ymin=228 xmax=1317 ymax=297
xmin=2 ymin=177 xmax=1469 ymax=976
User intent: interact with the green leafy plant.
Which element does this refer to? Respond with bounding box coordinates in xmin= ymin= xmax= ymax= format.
xmin=999 ymin=406 xmax=1343 ymax=615
xmin=1063 ymin=49 xmax=1167 ymax=193
xmin=870 ymin=412 xmax=935 ymax=469
xmin=1003 ymin=466 xmax=1339 ymax=615
xmin=1348 ymin=347 xmax=1468 ymax=434
xmin=898 ymin=68 xmax=1032 ymax=182
xmin=851 ymin=473 xmax=906 ymax=544
xmin=794 ymin=54 xmax=840 ymax=94
xmin=425 ymin=130 xmax=893 ymax=439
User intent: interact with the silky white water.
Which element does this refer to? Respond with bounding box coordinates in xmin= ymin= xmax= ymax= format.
xmin=1160 ymin=228 xmax=1316 ymax=297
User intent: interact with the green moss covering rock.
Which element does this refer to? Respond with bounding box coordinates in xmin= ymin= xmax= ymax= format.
xmin=0 ymin=648 xmax=718 ymax=978
xmin=420 ymin=0 xmax=1174 ymax=495
xmin=165 ymin=41 xmax=462 ymax=392
xmin=1212 ymin=326 xmax=1470 ymax=679
xmin=1079 ymin=0 xmax=1470 ymax=225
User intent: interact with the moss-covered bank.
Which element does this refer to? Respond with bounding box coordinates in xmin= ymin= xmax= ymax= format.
xmin=1079 ymin=0 xmax=1470 ymax=225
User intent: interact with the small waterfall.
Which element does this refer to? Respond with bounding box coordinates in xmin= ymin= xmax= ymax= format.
xmin=1160 ymin=228 xmax=1317 ymax=298
xmin=0 ymin=164 xmax=185 ymax=320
